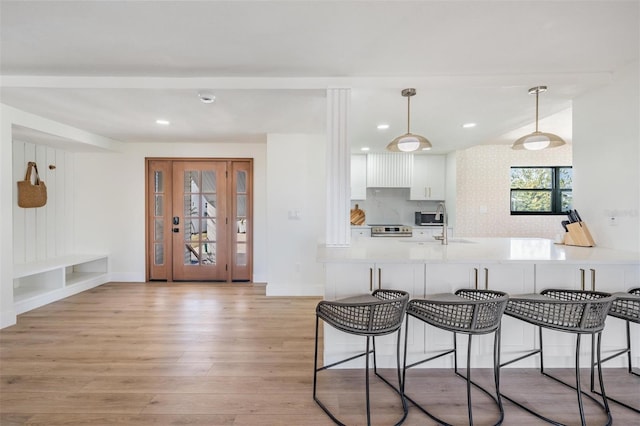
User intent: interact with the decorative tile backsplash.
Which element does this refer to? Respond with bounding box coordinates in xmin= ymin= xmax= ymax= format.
xmin=456 ymin=144 xmax=573 ymax=239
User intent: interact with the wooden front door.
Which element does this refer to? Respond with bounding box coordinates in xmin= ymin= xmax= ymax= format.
xmin=146 ymin=158 xmax=253 ymax=282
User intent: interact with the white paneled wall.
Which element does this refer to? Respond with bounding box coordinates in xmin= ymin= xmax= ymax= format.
xmin=12 ymin=140 xmax=75 ymax=264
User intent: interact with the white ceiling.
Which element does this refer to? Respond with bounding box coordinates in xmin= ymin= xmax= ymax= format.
xmin=1 ymin=1 xmax=638 ymax=154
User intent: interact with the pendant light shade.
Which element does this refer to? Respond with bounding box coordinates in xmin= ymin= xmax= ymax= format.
xmin=512 ymin=86 xmax=566 ymax=150
xmin=386 ymin=88 xmax=432 ymax=152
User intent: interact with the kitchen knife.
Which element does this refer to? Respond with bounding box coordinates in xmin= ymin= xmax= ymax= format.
xmin=574 ymin=209 xmax=582 ymax=222
xmin=561 ymin=220 xmax=570 ymax=231
xmin=567 ymin=211 xmax=576 ymax=223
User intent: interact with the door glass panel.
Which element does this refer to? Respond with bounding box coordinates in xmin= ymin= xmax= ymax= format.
xmin=184 ymin=170 xmax=199 ymax=192
xmin=154 ymin=171 xmax=164 ymax=192
xmin=236 ymin=171 xmax=246 ymax=193
xmin=184 ymin=243 xmax=199 ymax=265
xmin=154 ymin=219 xmax=164 ymax=240
xmin=203 ymin=194 xmax=216 ymax=218
xmin=154 ymin=243 xmax=164 ymax=265
xmin=202 ymin=170 xmax=216 ymax=192
xmin=237 ymin=194 xmax=246 ymax=218
xmin=236 ymin=242 xmax=247 ymax=266
xmin=184 ymin=194 xmax=201 ymax=218
xmin=154 ymin=195 xmax=163 ymax=217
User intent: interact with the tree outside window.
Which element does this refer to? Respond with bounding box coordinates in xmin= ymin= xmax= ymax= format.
xmin=510 ymin=166 xmax=572 ymax=215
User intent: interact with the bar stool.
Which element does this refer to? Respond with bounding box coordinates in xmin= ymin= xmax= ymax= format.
xmin=591 ymin=287 xmax=640 ymax=413
xmin=500 ymin=289 xmax=615 ymax=426
xmin=313 ymin=289 xmax=410 ymax=426
xmin=402 ymin=289 xmax=509 ymax=426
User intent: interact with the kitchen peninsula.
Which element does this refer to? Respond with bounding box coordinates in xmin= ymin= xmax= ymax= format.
xmin=317 ymin=237 xmax=640 ymax=369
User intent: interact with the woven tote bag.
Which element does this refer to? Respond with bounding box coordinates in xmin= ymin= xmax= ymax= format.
xmin=17 ymin=162 xmax=47 ymax=208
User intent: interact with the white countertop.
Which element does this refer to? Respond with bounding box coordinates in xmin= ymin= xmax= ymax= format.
xmin=317 ymin=237 xmax=640 ymax=264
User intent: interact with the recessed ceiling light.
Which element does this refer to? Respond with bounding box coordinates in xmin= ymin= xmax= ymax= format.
xmin=462 ymin=123 xmax=477 ymax=128
xmin=421 ymin=147 xmax=432 ymax=151
xmin=377 ymin=124 xmax=390 ymax=130
xmin=156 ymin=119 xmax=170 ymax=125
xmin=361 ymin=147 xmax=370 ymax=151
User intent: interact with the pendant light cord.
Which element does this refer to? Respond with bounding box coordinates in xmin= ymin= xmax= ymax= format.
xmin=535 ymin=89 xmax=539 ymax=132
xmin=407 ymin=95 xmax=411 ymax=133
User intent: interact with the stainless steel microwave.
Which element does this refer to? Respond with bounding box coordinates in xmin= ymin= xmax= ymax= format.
xmin=415 ymin=211 xmax=444 ymax=226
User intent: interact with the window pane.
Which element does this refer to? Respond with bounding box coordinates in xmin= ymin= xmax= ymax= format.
xmin=561 ymin=191 xmax=573 ymax=212
xmin=510 ymin=168 xmax=552 ymax=189
xmin=559 ymin=167 xmax=573 ymax=189
xmin=511 ymin=191 xmax=552 ymax=212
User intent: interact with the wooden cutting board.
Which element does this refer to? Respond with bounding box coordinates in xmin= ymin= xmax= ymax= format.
xmin=350 ymin=204 xmax=366 ymax=225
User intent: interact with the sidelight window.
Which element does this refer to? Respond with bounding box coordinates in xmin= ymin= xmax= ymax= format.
xmin=510 ymin=166 xmax=572 ymax=215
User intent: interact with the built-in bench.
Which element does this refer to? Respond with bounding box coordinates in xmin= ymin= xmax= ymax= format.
xmin=13 ymin=254 xmax=109 ymax=314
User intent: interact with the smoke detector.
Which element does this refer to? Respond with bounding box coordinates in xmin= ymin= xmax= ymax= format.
xmin=198 ymin=91 xmax=216 ymax=104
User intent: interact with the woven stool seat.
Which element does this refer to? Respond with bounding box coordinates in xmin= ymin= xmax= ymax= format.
xmin=608 ymin=287 xmax=640 ymax=323
xmin=505 ymin=289 xmax=614 ymax=333
xmin=317 ymin=290 xmax=409 ymax=336
xmin=313 ymin=289 xmax=410 ymax=426
xmin=591 ymin=287 xmax=640 ymax=413
xmin=501 ymin=289 xmax=615 ymax=425
xmin=408 ymin=289 xmax=508 ymax=335
xmin=403 ymin=289 xmax=508 ymax=426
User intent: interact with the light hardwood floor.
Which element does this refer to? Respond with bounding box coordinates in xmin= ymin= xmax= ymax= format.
xmin=1 ymin=283 xmax=638 ymax=425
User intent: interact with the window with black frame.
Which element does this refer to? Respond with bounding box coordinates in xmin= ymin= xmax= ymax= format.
xmin=510 ymin=166 xmax=572 ymax=215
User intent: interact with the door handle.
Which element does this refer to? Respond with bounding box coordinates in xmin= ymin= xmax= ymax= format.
xmin=484 ymin=267 xmax=489 ymax=290
xmin=590 ymin=268 xmax=596 ymax=291
xmin=378 ymin=268 xmax=382 ymax=290
xmin=474 ymin=268 xmax=479 ymax=289
xmin=369 ymin=268 xmax=373 ymax=292
xmin=173 ymin=216 xmax=180 ymax=225
xmin=579 ymin=268 xmax=585 ymax=291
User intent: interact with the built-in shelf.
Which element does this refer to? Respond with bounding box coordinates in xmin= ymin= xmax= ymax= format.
xmin=13 ymin=254 xmax=109 ymax=314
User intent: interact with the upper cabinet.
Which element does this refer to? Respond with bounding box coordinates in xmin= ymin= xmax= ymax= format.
xmin=350 ymin=154 xmax=367 ymax=200
xmin=409 ymin=155 xmax=445 ymax=200
xmin=366 ymin=153 xmax=412 ymax=188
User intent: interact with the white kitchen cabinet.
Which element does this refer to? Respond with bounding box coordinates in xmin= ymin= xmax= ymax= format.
xmin=534 ymin=263 xmax=640 ymax=367
xmin=409 ymin=154 xmax=445 ymax=200
xmin=351 ymin=226 xmax=370 ymax=239
xmin=422 ymin=262 xmax=536 ymax=367
xmin=366 ymin=153 xmax=412 ymax=188
xmin=350 ymin=154 xmax=367 ymax=200
xmin=324 ymin=262 xmax=425 ymax=367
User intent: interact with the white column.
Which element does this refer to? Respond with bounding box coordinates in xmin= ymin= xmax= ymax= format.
xmin=325 ymin=88 xmax=351 ymax=247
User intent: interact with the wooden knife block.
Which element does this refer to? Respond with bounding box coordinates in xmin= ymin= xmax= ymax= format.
xmin=564 ymin=222 xmax=595 ymax=247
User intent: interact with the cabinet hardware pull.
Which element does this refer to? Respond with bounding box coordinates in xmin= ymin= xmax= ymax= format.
xmin=474 ymin=268 xmax=479 ymax=289
xmin=369 ymin=268 xmax=373 ymax=292
xmin=579 ymin=268 xmax=585 ymax=291
xmin=484 ymin=267 xmax=489 ymax=290
xmin=590 ymin=268 xmax=596 ymax=291
xmin=424 ymin=187 xmax=427 ymax=198
xmin=378 ymin=268 xmax=382 ymax=290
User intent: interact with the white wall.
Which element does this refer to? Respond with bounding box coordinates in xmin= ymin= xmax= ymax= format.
xmin=75 ymin=141 xmax=269 ymax=283
xmin=455 ymin=144 xmax=573 ymax=239
xmin=572 ymin=60 xmax=640 ymax=252
xmin=12 ymin=141 xmax=76 ymax=263
xmin=265 ymin=134 xmax=326 ymax=296
xmin=0 ymin=104 xmax=119 ymax=328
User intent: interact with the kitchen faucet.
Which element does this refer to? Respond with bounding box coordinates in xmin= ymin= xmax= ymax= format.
xmin=434 ymin=202 xmax=448 ymax=245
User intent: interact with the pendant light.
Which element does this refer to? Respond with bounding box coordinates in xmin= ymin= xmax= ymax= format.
xmin=386 ymin=88 xmax=432 ymax=152
xmin=512 ymin=86 xmax=566 ymax=150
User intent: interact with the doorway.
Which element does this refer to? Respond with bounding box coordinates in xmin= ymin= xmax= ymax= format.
xmin=146 ymin=158 xmax=253 ymax=282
